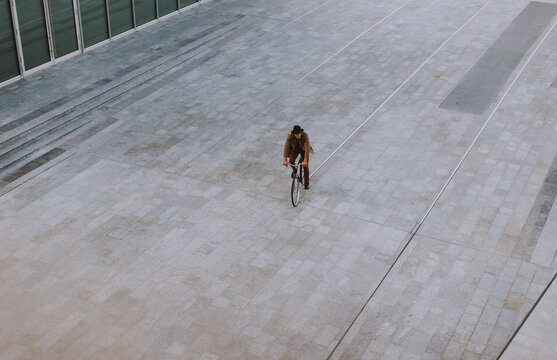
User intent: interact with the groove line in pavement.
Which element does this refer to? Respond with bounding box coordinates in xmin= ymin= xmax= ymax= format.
xmin=317 ymin=0 xmax=498 ymax=357
xmin=282 ymin=0 xmax=337 ymax=29
xmin=327 ymin=5 xmax=557 ymax=360
xmin=298 ymin=0 xmax=415 ymax=83
xmin=415 ymin=14 xmax=557 ymax=234
xmin=310 ymin=0 xmax=495 ymax=179
xmin=497 ymin=271 xmax=557 ymax=359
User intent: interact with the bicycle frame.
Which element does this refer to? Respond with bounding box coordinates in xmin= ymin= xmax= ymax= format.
xmin=290 ymin=159 xmax=304 ymax=207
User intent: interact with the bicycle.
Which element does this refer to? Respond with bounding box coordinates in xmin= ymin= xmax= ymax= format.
xmin=290 ymin=159 xmax=305 ymax=207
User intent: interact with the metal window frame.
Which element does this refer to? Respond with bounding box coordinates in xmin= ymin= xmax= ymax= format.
xmin=71 ymin=0 xmax=84 ymax=52
xmin=42 ymin=0 xmax=56 ymax=62
xmin=0 ymin=75 xmax=22 ymax=88
xmin=157 ymin=0 xmax=180 ymax=20
xmin=2 ymin=0 xmax=206 ymax=87
xmin=105 ymin=0 xmax=112 ymax=37
xmin=81 ymin=0 xmax=138 ymax=52
xmin=13 ymin=0 xmax=55 ymax=71
xmin=78 ymin=0 xmax=111 ymax=50
xmin=179 ymin=0 xmax=199 ymax=11
xmin=74 ymin=0 xmax=85 ymax=52
xmin=131 ymin=0 xmax=137 ymax=28
xmin=133 ymin=0 xmax=158 ymax=28
xmin=8 ymin=0 xmax=25 ymax=75
xmin=45 ymin=0 xmax=82 ymax=60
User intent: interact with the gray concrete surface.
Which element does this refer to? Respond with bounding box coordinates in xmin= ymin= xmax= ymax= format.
xmin=1 ymin=0 xmax=557 ymax=359
xmin=439 ymin=1 xmax=557 ymax=114
xmin=499 ymin=274 xmax=557 ymax=360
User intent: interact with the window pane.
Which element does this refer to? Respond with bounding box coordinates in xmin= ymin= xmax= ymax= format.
xmin=50 ymin=0 xmax=78 ymax=57
xmin=134 ymin=0 xmax=156 ymax=26
xmin=179 ymin=0 xmax=195 ymax=8
xmin=108 ymin=0 xmax=133 ymax=36
xmin=0 ymin=0 xmax=20 ymax=82
xmin=80 ymin=0 xmax=109 ymax=47
xmin=158 ymin=0 xmax=177 ymax=17
xmin=15 ymin=0 xmax=51 ymax=70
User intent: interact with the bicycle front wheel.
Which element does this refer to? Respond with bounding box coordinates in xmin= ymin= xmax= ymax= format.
xmin=291 ymin=176 xmax=301 ymax=207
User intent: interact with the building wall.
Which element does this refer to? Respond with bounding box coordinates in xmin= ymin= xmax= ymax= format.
xmin=0 ymin=0 xmax=199 ymax=86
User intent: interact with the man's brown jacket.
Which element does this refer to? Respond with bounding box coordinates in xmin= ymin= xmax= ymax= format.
xmin=283 ymin=132 xmax=315 ymax=161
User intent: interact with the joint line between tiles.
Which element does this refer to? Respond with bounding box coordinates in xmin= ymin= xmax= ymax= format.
xmin=298 ymin=0 xmax=415 ymax=83
xmin=310 ymin=0 xmax=495 ymax=179
xmin=323 ymin=0 xmax=498 ymax=357
xmin=497 ymin=271 xmax=557 ymax=359
xmin=415 ymin=15 xmax=557 ymax=233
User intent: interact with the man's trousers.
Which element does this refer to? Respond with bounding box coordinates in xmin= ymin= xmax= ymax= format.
xmin=289 ymin=149 xmax=309 ymax=186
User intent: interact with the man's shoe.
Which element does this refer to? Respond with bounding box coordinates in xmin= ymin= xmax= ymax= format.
xmin=304 ymin=184 xmax=310 ymax=190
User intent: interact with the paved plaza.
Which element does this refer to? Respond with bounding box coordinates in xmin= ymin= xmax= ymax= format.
xmin=1 ymin=0 xmax=557 ymax=358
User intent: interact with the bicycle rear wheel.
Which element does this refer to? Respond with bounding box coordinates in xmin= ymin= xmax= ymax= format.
xmin=291 ymin=175 xmax=301 ymax=206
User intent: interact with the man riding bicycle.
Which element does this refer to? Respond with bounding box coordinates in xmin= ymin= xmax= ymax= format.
xmin=283 ymin=125 xmax=314 ymax=189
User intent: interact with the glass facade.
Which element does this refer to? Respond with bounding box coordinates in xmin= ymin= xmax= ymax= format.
xmin=158 ymin=0 xmax=177 ymax=17
xmin=0 ymin=0 xmax=20 ymax=82
xmin=80 ymin=0 xmax=109 ymax=47
xmin=108 ymin=0 xmax=134 ymax=36
xmin=1 ymin=0 xmax=199 ymax=85
xmin=180 ymin=0 xmax=196 ymax=8
xmin=134 ymin=0 xmax=156 ymax=26
xmin=49 ymin=0 xmax=79 ymax=57
xmin=16 ymin=0 xmax=51 ymax=69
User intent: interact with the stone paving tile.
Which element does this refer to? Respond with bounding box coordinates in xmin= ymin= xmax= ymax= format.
xmin=500 ymin=273 xmax=557 ymax=360
xmin=328 ymin=1 xmax=557 ymax=357
xmin=419 ymin=15 xmax=557 ymax=258
xmin=2 ymin=0 xmax=557 ymax=358
xmin=331 ymin=0 xmax=557 ymax=357
xmin=0 ymin=0 xmax=397 ymax=125
xmin=72 ymin=0 xmax=420 ymax=193
xmin=329 ymin=235 xmax=553 ymax=359
xmin=156 ymin=0 xmax=501 ymax=219
xmin=303 ymin=0 xmax=534 ymax=230
xmin=0 ymin=157 xmax=409 ymax=359
xmin=439 ymin=1 xmax=557 ymax=115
